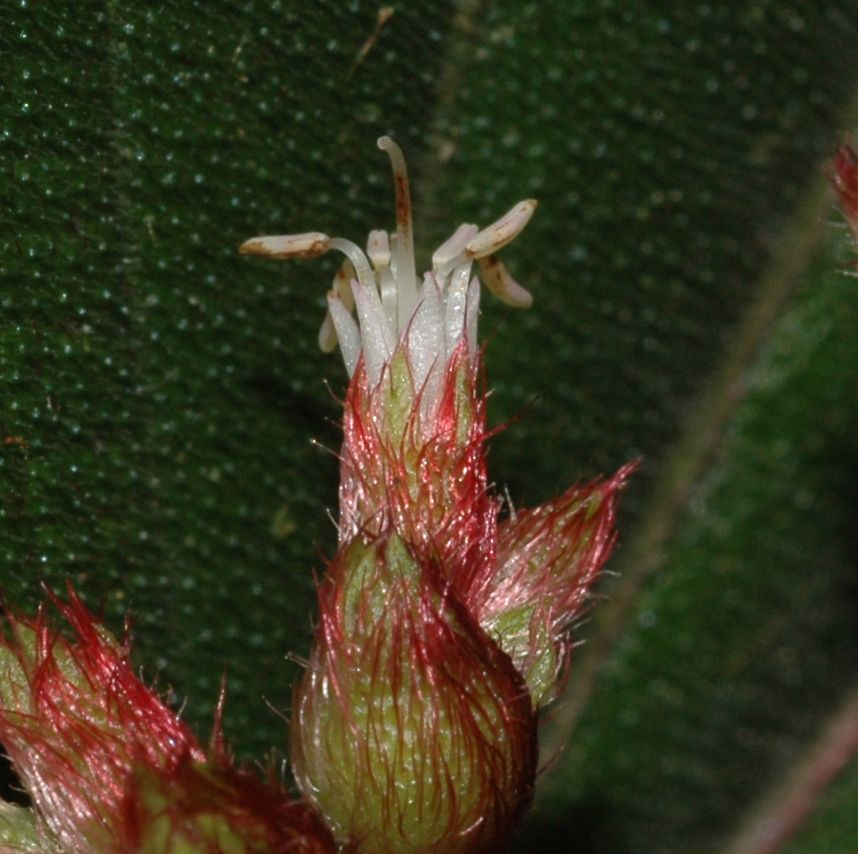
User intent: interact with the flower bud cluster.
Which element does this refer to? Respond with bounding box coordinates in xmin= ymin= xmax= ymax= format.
xmin=0 ymin=137 xmax=633 ymax=854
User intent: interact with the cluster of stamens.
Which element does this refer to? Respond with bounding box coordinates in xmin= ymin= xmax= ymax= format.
xmin=239 ymin=136 xmax=537 ymax=390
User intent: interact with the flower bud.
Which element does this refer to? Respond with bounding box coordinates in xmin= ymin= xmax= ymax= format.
xmin=0 ymin=587 xmax=334 ymax=853
xmin=0 ymin=587 xmax=205 ymax=851
xmin=243 ymin=137 xmax=633 ymax=852
xmin=291 ymin=534 xmax=536 ymax=853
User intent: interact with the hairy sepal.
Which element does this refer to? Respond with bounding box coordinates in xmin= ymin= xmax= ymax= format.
xmin=338 ymin=341 xmax=499 ymax=596
xmin=120 ymin=756 xmax=335 ymax=853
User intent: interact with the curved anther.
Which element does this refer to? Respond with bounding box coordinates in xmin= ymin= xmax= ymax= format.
xmin=465 ymin=200 xmax=537 ymax=259
xmin=239 ymin=232 xmax=330 ymax=259
xmin=477 ymin=255 xmax=534 ymax=309
xmin=366 ymin=229 xmax=391 ymax=271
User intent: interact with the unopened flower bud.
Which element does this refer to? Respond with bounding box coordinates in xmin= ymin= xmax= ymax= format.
xmin=291 ymin=534 xmax=536 ymax=853
xmin=0 ymin=587 xmax=334 ymax=853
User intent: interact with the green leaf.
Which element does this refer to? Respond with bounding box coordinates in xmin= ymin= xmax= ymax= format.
xmin=520 ymin=214 xmax=858 ymax=853
xmin=3 ymin=1 xmax=858 ymax=850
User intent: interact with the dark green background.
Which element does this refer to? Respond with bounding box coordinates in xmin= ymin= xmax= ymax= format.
xmin=2 ymin=2 xmax=857 ymax=851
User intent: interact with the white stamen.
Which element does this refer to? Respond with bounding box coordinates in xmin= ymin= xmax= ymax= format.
xmin=444 ymin=264 xmax=472 ymax=358
xmin=477 ymin=255 xmax=534 ymax=309
xmin=240 ymin=142 xmax=539 ymax=391
xmin=351 ymin=279 xmax=394 ymax=384
xmin=369 ymin=230 xmax=397 ymax=331
xmin=465 ymin=200 xmax=537 ymax=259
xmin=377 ymin=136 xmax=418 ymax=330
xmin=327 ymin=238 xmax=377 ymax=295
xmin=327 ymin=292 xmax=361 ymax=377
xmin=239 ymin=232 xmax=330 ymax=259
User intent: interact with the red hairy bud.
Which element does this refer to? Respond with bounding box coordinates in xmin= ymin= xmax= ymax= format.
xmin=291 ymin=535 xmax=536 ymax=853
xmin=0 ymin=586 xmax=204 ymax=850
xmin=0 ymin=587 xmax=335 ymax=853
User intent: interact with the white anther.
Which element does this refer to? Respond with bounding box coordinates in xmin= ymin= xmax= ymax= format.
xmin=465 ymin=200 xmax=537 ymax=259
xmin=318 ymin=262 xmax=356 ymax=353
xmin=238 ymin=232 xmax=330 ymax=259
xmin=366 ymin=229 xmax=391 ymax=270
xmin=318 ymin=315 xmax=337 ymax=354
xmin=240 ymin=142 xmax=539 ymax=382
xmin=369 ymin=230 xmax=396 ymax=331
xmin=477 ymin=255 xmax=534 ymax=309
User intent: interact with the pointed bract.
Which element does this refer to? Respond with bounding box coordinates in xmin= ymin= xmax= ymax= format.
xmin=472 ymin=463 xmax=637 ymax=707
xmin=0 ymin=587 xmax=204 ymax=851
